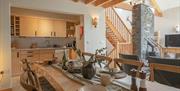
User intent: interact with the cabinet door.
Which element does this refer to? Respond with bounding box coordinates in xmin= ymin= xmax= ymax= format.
xmin=20 ymin=50 xmax=40 ymax=62
xmin=53 ymin=20 xmax=66 ymax=37
xmin=40 ymin=50 xmax=54 ymax=61
xmin=38 ymin=18 xmax=54 ymax=37
xmin=12 ymin=50 xmax=21 ymax=77
xmin=20 ymin=16 xmax=38 ymax=36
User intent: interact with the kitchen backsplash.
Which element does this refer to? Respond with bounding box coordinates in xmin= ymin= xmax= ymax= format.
xmin=11 ymin=37 xmax=75 ymax=48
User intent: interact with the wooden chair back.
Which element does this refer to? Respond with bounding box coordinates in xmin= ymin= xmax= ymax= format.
xmin=83 ymin=52 xmax=112 ymax=61
xmin=114 ymin=58 xmax=144 ymax=77
xmin=82 ymin=52 xmax=113 ymax=67
xmin=20 ymin=59 xmax=42 ymax=91
xmin=149 ymin=63 xmax=180 ymax=81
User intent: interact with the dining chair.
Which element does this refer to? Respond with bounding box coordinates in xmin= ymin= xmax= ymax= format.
xmin=118 ymin=54 xmax=142 ymax=76
xmin=82 ymin=52 xmax=113 ymax=68
xmin=20 ymin=59 xmax=56 ymax=91
xmin=20 ymin=70 xmax=42 ymax=91
xmin=148 ymin=57 xmax=180 ymax=88
xmin=114 ymin=56 xmax=144 ymax=77
xmin=21 ymin=59 xmax=33 ymax=72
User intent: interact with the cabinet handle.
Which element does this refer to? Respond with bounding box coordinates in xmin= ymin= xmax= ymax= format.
xmin=51 ymin=32 xmax=53 ymax=36
xmin=17 ymin=52 xmax=19 ymax=58
xmin=27 ymin=55 xmax=33 ymax=57
xmin=54 ymin=32 xmax=56 ymax=37
xmin=27 ymin=51 xmax=33 ymax=53
xmin=35 ymin=31 xmax=37 ymax=36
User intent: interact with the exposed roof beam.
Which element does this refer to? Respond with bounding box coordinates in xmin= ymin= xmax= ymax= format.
xmin=72 ymin=0 xmax=79 ymax=2
xmin=102 ymin=0 xmax=124 ymax=8
xmin=84 ymin=0 xmax=96 ymax=4
xmin=93 ymin=0 xmax=111 ymax=6
xmin=150 ymin=0 xmax=163 ymax=17
xmin=114 ymin=2 xmax=133 ymax=11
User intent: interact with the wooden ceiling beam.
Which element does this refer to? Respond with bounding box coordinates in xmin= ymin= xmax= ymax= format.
xmin=150 ymin=0 xmax=163 ymax=17
xmin=72 ymin=0 xmax=80 ymax=2
xmin=93 ymin=0 xmax=111 ymax=6
xmin=114 ymin=2 xmax=133 ymax=11
xmin=84 ymin=0 xmax=96 ymax=4
xmin=102 ymin=0 xmax=124 ymax=8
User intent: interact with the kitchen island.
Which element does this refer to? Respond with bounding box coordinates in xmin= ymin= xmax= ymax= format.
xmin=11 ymin=47 xmax=76 ymax=77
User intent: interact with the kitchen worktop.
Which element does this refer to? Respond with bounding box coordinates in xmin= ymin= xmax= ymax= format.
xmin=11 ymin=47 xmax=72 ymax=51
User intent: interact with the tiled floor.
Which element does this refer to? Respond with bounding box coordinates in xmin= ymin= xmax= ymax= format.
xmin=12 ymin=76 xmax=25 ymax=91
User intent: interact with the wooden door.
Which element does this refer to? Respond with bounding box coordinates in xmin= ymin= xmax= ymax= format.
xmin=20 ymin=16 xmax=38 ymax=36
xmin=53 ymin=20 xmax=66 ymax=37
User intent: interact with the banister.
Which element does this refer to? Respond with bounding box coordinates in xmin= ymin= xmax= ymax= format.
xmin=105 ymin=7 xmax=132 ymax=43
xmin=107 ymin=48 xmax=116 ymax=57
xmin=111 ymin=7 xmax=132 ymax=35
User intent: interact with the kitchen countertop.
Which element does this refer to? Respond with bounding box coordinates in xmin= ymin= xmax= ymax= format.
xmin=11 ymin=47 xmax=72 ymax=51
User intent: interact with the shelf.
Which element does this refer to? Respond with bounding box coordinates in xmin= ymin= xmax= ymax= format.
xmin=11 ymin=15 xmax=20 ymax=36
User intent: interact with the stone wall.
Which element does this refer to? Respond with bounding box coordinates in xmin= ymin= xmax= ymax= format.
xmin=132 ymin=4 xmax=154 ymax=60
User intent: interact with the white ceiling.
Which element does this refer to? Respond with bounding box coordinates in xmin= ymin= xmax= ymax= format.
xmin=156 ymin=0 xmax=180 ymax=11
xmin=125 ymin=0 xmax=180 ymax=11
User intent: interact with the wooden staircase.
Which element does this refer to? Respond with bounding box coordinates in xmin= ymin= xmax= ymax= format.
xmin=106 ymin=24 xmax=124 ymax=47
xmin=105 ymin=7 xmax=133 ymax=58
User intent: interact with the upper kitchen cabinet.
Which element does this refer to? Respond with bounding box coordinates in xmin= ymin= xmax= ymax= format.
xmin=66 ymin=22 xmax=76 ymax=37
xmin=20 ymin=16 xmax=38 ymax=37
xmin=38 ymin=18 xmax=54 ymax=37
xmin=12 ymin=15 xmax=69 ymax=37
xmin=53 ymin=20 xmax=66 ymax=37
xmin=11 ymin=15 xmax=20 ymax=36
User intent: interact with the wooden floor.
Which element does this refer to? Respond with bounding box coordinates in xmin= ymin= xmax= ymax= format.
xmin=12 ymin=76 xmax=25 ymax=91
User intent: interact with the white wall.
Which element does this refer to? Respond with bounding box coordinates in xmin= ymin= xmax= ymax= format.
xmin=0 ymin=0 xmax=12 ymax=90
xmin=155 ymin=7 xmax=180 ymax=46
xmin=114 ymin=8 xmax=132 ymax=30
xmin=11 ymin=0 xmax=106 ymax=53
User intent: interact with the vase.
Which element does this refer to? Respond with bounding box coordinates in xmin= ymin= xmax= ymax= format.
xmin=82 ymin=62 xmax=96 ymax=79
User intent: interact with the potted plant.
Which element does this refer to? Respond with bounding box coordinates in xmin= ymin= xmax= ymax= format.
xmin=73 ymin=46 xmax=106 ymax=79
xmin=94 ymin=47 xmax=106 ymax=68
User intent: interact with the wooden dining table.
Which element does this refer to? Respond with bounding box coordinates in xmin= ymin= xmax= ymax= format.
xmin=32 ymin=64 xmax=83 ymax=91
xmin=32 ymin=63 xmax=180 ymax=91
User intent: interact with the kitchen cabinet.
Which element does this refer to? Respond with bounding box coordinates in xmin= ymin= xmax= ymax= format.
xmin=20 ymin=50 xmax=40 ymax=62
xmin=11 ymin=15 xmax=20 ymax=36
xmin=20 ymin=49 xmax=54 ymax=63
xmin=12 ymin=49 xmax=54 ymax=76
xmin=66 ymin=22 xmax=75 ymax=37
xmin=39 ymin=49 xmax=54 ymax=61
xmin=20 ymin=16 xmax=38 ymax=37
xmin=12 ymin=50 xmax=21 ymax=77
xmin=53 ymin=20 xmax=66 ymax=37
xmin=38 ymin=18 xmax=54 ymax=37
xmin=13 ymin=15 xmax=68 ymax=37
